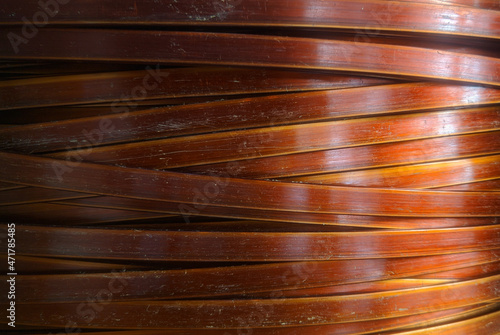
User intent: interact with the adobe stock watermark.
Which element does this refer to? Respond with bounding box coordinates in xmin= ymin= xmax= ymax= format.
xmin=7 ymin=0 xmax=70 ymax=54
xmin=178 ymin=116 xmax=279 ymax=224
xmin=212 ymin=0 xmax=243 ymax=20
xmin=188 ymin=0 xmax=243 ymax=21
xmin=48 ymin=270 xmax=128 ymax=335
xmin=222 ymin=262 xmax=318 ymax=335
xmin=353 ymin=2 xmax=404 ymax=44
xmin=178 ymin=162 xmax=242 ymax=223
xmin=339 ymin=2 xmax=404 ymax=61
xmin=51 ymin=65 xmax=170 ymax=181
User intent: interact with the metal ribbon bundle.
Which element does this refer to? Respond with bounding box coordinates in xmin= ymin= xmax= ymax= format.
xmin=0 ymin=0 xmax=499 ymax=333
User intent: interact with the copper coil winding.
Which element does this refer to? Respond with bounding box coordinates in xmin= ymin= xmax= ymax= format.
xmin=0 ymin=1 xmax=499 ymax=333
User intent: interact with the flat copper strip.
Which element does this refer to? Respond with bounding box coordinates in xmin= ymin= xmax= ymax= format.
xmin=1 ymin=29 xmax=499 ymax=86
xmin=1 ymin=159 xmax=498 ymax=207
xmin=237 ymin=278 xmax=455 ymax=299
xmin=11 ymin=225 xmax=500 ymax=261
xmin=283 ymin=154 xmax=500 ymax=188
xmin=10 ymin=251 xmax=498 ymax=302
xmin=436 ymin=178 xmax=500 ymax=191
xmin=3 ymin=83 xmax=499 ymax=154
xmin=417 ymin=261 xmax=500 ymax=279
xmin=393 ymin=308 xmax=500 ymax=334
xmin=1 ymin=151 xmax=499 ymax=217
xmin=47 ymin=107 xmax=500 ymax=169
xmin=177 ymin=131 xmax=500 ymax=179
xmin=0 ymin=187 xmax=95 ymax=206
xmin=7 ymin=304 xmax=499 ymax=334
xmin=0 ymin=67 xmax=392 ymax=110
xmin=387 ymin=0 xmax=500 ymax=10
xmin=0 ymin=181 xmax=25 ymax=191
xmin=0 ymin=202 xmax=172 ymax=225
xmin=52 ymin=197 xmax=500 ymax=229
xmin=12 ymin=274 xmax=500 ymax=329
xmin=1 ymin=1 xmax=499 ymax=39
xmin=0 ymin=255 xmax=142 ymax=274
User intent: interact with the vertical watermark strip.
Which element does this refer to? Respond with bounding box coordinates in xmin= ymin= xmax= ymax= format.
xmin=6 ymin=223 xmax=16 ymax=328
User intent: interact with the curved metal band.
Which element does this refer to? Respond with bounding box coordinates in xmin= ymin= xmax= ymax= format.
xmin=177 ymin=131 xmax=500 ymax=179
xmin=1 ymin=152 xmax=499 ymax=217
xmin=1 ymin=29 xmax=499 ymax=86
xmin=47 ymin=107 xmax=500 ymax=169
xmin=2 ymin=83 xmax=499 ymax=154
xmin=1 ymin=1 xmax=499 ymax=39
xmin=11 ymin=225 xmax=500 ymax=261
xmin=283 ymin=154 xmax=500 ymax=189
xmin=0 ymin=67 xmax=393 ymax=110
xmin=13 ymin=274 xmax=500 ymax=328
xmin=11 ymin=251 xmax=499 ymax=302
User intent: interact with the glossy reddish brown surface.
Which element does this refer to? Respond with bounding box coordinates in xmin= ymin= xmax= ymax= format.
xmin=177 ymin=131 xmax=500 ymax=178
xmin=0 ymin=2 xmax=499 ymax=332
xmin=9 ymin=224 xmax=500 ymax=261
xmin=437 ymin=178 xmax=500 ymax=191
xmin=48 ymin=107 xmax=500 ymax=169
xmin=1 ymin=0 xmax=499 ymax=39
xmin=284 ymin=154 xmax=500 ymax=188
xmin=0 ymin=67 xmax=392 ymax=110
xmin=6 ymin=303 xmax=500 ymax=332
xmin=3 ymin=83 xmax=499 ymax=153
xmin=45 ymin=197 xmax=500 ymax=228
xmin=12 ymin=274 xmax=500 ymax=328
xmin=11 ymin=251 xmax=499 ymax=302
xmin=1 ymin=151 xmax=499 ymax=217
xmin=1 ymin=29 xmax=500 ymax=86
